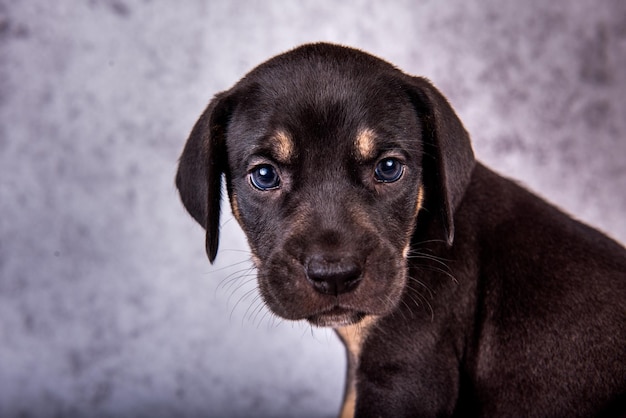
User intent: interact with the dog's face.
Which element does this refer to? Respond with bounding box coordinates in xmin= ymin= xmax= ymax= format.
xmin=225 ymin=62 xmax=425 ymax=327
xmin=176 ymin=43 xmax=474 ymax=327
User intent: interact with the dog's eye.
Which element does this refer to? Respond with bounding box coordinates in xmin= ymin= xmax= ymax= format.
xmin=250 ymin=164 xmax=281 ymax=190
xmin=374 ymin=158 xmax=404 ymax=183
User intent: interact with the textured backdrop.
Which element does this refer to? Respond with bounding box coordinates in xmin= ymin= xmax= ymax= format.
xmin=1 ymin=1 xmax=625 ymax=417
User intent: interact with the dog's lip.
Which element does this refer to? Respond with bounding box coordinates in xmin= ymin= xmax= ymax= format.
xmin=307 ymin=306 xmax=366 ymax=328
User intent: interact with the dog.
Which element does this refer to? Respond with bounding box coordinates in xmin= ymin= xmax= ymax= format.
xmin=176 ymin=43 xmax=626 ymax=417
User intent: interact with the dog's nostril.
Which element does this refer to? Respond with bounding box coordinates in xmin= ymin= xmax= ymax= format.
xmin=306 ymin=256 xmax=362 ymax=296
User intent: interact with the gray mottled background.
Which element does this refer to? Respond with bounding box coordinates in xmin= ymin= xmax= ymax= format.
xmin=1 ymin=1 xmax=625 ymax=417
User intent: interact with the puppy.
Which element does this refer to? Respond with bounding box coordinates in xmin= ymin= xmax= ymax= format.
xmin=176 ymin=43 xmax=626 ymax=417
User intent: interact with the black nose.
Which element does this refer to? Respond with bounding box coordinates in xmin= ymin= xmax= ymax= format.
xmin=305 ymin=255 xmax=362 ymax=295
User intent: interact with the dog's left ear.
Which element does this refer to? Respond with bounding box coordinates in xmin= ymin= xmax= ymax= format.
xmin=176 ymin=92 xmax=233 ymax=263
xmin=403 ymin=76 xmax=475 ymax=246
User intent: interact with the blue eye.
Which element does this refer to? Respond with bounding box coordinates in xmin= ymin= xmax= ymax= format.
xmin=250 ymin=164 xmax=280 ymax=190
xmin=374 ymin=158 xmax=404 ymax=183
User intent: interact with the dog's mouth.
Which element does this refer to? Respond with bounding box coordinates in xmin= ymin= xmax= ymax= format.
xmin=256 ymin=244 xmax=408 ymax=328
xmin=307 ymin=306 xmax=366 ymax=328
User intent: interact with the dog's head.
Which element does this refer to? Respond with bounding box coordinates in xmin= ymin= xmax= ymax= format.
xmin=176 ymin=43 xmax=474 ymax=327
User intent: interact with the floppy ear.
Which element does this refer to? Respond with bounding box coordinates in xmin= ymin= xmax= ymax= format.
xmin=404 ymin=76 xmax=475 ymax=246
xmin=175 ymin=93 xmax=233 ymax=263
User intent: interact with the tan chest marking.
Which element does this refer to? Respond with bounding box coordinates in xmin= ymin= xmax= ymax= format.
xmin=335 ymin=315 xmax=378 ymax=418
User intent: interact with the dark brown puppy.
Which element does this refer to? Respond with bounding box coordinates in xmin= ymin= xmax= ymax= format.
xmin=176 ymin=43 xmax=626 ymax=417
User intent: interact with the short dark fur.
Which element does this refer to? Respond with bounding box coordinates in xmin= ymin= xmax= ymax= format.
xmin=176 ymin=43 xmax=626 ymax=417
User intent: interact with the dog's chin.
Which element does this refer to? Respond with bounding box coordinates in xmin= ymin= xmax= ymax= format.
xmin=307 ymin=307 xmax=366 ymax=328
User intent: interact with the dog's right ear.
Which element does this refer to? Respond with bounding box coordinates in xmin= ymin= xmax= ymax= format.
xmin=176 ymin=93 xmax=233 ymax=263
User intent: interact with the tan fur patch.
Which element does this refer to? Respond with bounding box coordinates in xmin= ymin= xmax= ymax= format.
xmin=404 ymin=185 xmax=426 ymax=259
xmin=339 ymin=389 xmax=357 ymax=418
xmin=416 ymin=184 xmax=425 ymax=218
xmin=250 ymin=253 xmax=261 ymax=269
xmin=230 ymin=191 xmax=242 ymax=224
xmin=336 ymin=315 xmax=377 ymax=356
xmin=354 ymin=128 xmax=377 ymax=161
xmin=403 ymin=244 xmax=411 ymax=259
xmin=335 ymin=315 xmax=378 ymax=418
xmin=272 ymin=130 xmax=294 ymax=163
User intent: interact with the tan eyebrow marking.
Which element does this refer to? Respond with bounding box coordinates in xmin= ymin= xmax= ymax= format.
xmin=271 ymin=129 xmax=295 ymax=163
xmin=354 ymin=127 xmax=377 ymax=160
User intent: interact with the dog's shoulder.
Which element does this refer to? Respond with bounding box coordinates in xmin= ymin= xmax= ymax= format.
xmin=433 ymin=163 xmax=626 ymax=415
xmin=458 ymin=163 xmax=626 ymax=271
